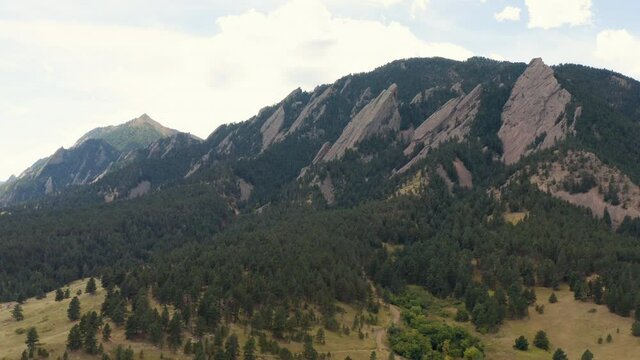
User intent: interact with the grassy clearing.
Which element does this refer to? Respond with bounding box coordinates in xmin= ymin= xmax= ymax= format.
xmin=504 ymin=211 xmax=528 ymax=225
xmin=0 ymin=279 xmax=183 ymax=360
xmin=438 ymin=285 xmax=640 ymax=360
xmin=1 ymin=280 xmax=394 ymax=360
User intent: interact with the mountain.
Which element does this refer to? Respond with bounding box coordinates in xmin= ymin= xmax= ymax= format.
xmin=74 ymin=113 xmax=181 ymax=152
xmin=1 ymin=56 xmax=640 ymax=360
xmin=0 ymin=114 xmax=193 ymax=206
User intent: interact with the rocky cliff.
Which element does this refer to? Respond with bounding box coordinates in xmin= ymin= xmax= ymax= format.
xmin=320 ymin=84 xmax=401 ymax=162
xmin=498 ymin=58 xmax=573 ymax=165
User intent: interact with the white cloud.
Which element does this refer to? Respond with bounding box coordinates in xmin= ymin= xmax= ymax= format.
xmin=595 ymin=29 xmax=640 ymax=78
xmin=0 ymin=0 xmax=472 ymax=179
xmin=494 ymin=6 xmax=521 ymax=22
xmin=410 ymin=0 xmax=429 ymax=19
xmin=525 ymin=0 xmax=592 ymax=29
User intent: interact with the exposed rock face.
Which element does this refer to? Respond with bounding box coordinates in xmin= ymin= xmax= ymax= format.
xmin=321 ymin=84 xmax=401 ymax=162
xmin=498 ymin=58 xmax=573 ymax=165
xmin=237 ymin=178 xmax=254 ymax=202
xmin=311 ymin=142 xmax=332 ymax=165
xmin=287 ymin=86 xmax=334 ymax=135
xmin=453 ymin=158 xmax=473 ymax=189
xmin=529 ymin=151 xmax=640 ymax=228
xmin=397 ymin=84 xmax=483 ymax=174
xmin=146 ymin=133 xmax=202 ymax=160
xmin=128 ymin=180 xmax=151 ymax=199
xmin=260 ymin=106 xmax=286 ymax=150
xmin=313 ymin=175 xmax=335 ymax=205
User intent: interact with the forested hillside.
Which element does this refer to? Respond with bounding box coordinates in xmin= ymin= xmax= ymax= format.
xmin=1 ymin=56 xmax=640 ymax=360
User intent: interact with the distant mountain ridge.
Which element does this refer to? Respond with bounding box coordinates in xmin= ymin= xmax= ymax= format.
xmin=0 ymin=114 xmax=192 ymax=206
xmin=74 ymin=113 xmax=181 ymax=152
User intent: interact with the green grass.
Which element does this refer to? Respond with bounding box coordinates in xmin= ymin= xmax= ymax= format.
xmin=439 ymin=286 xmax=640 ymax=360
xmin=1 ymin=281 xmax=395 ymax=360
xmin=0 ymin=279 xmax=183 ymax=360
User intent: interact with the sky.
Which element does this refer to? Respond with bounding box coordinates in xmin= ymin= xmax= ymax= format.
xmin=1 ymin=0 xmax=639 ymax=181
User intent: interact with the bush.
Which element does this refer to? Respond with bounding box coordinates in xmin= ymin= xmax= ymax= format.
xmin=549 ymin=293 xmax=558 ymax=304
xmin=553 ymin=348 xmax=568 ymax=360
xmin=581 ymin=349 xmax=594 ymax=360
xmin=632 ymin=321 xmax=640 ymax=337
xmin=455 ymin=309 xmax=470 ymax=322
xmin=533 ymin=330 xmax=550 ymax=350
xmin=513 ymin=336 xmax=528 ymax=351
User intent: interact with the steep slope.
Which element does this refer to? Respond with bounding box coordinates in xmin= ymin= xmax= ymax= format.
xmin=527 ymin=150 xmax=640 ymax=227
xmin=0 ymin=139 xmax=120 ymax=205
xmin=498 ymin=58 xmax=574 ymax=165
xmin=397 ymin=84 xmax=482 ymax=173
xmin=320 ymin=84 xmax=401 ymax=162
xmin=74 ymin=113 xmax=180 ymax=152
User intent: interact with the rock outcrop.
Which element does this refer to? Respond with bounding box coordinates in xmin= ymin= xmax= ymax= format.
xmin=528 ymin=151 xmax=640 ymax=228
xmin=287 ymin=86 xmax=334 ymax=135
xmin=321 ymin=84 xmax=401 ymax=162
xmin=454 ymin=158 xmax=473 ymax=189
xmin=498 ymin=58 xmax=573 ymax=165
xmin=397 ymin=84 xmax=482 ymax=174
xmin=260 ymin=106 xmax=286 ymax=150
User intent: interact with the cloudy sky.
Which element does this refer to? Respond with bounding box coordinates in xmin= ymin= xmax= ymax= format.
xmin=0 ymin=0 xmax=639 ymax=180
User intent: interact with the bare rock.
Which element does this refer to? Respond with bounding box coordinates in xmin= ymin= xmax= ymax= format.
xmin=453 ymin=158 xmax=473 ymax=188
xmin=321 ymin=84 xmax=401 ymax=162
xmin=237 ymin=178 xmax=254 ymax=202
xmin=128 ymin=181 xmax=151 ymax=199
xmin=498 ymin=58 xmax=573 ymax=165
xmin=287 ymin=86 xmax=334 ymax=135
xmin=260 ymin=106 xmax=286 ymax=150
xmin=397 ymin=84 xmax=482 ymax=174
xmin=529 ymin=151 xmax=640 ymax=228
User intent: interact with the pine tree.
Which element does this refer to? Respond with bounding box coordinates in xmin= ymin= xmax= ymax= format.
xmin=632 ymin=321 xmax=640 ymax=337
xmin=369 ymin=352 xmax=376 ymax=360
xmin=55 ymin=288 xmax=65 ymax=302
xmin=103 ymin=323 xmax=112 ymax=342
xmin=64 ymin=288 xmax=71 ymax=299
xmin=86 ymin=278 xmax=97 ymax=295
xmin=225 ymin=334 xmax=240 ymax=360
xmin=12 ymin=304 xmax=24 ymax=321
xmin=581 ymin=349 xmax=594 ymax=360
xmin=552 ymin=348 xmax=568 ymax=360
xmin=168 ymin=312 xmax=183 ymax=350
xmin=67 ymin=324 xmax=83 ymax=350
xmin=549 ymin=292 xmax=558 ymax=304
xmin=533 ymin=330 xmax=549 ymax=350
xmin=316 ymin=328 xmax=326 ymax=345
xmin=302 ymin=338 xmax=318 ymax=360
xmin=603 ymin=208 xmax=612 ymax=227
xmin=68 ymin=297 xmax=81 ymax=321
xmin=243 ymin=337 xmax=256 ymax=360
xmin=26 ymin=327 xmax=40 ymax=355
xmin=21 ymin=350 xmax=28 ymax=360
xmin=513 ymin=336 xmax=528 ymax=351
xmin=161 ymin=305 xmax=170 ymax=330
xmin=606 ymin=333 xmax=612 ymax=343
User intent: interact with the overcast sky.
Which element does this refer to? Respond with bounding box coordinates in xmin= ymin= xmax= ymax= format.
xmin=1 ymin=0 xmax=639 ymax=180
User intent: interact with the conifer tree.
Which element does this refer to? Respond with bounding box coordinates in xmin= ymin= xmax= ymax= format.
xmin=86 ymin=277 xmax=97 ymax=295
xmin=243 ymin=337 xmax=256 ymax=360
xmin=12 ymin=304 xmax=24 ymax=321
xmin=68 ymin=297 xmax=81 ymax=321
xmin=26 ymin=327 xmax=39 ymax=356
xmin=67 ymin=324 xmax=83 ymax=350
xmin=103 ymin=323 xmax=112 ymax=342
xmin=55 ymin=288 xmax=65 ymax=302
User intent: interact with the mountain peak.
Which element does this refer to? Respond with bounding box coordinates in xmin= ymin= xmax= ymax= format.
xmin=75 ymin=114 xmax=179 ymax=152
